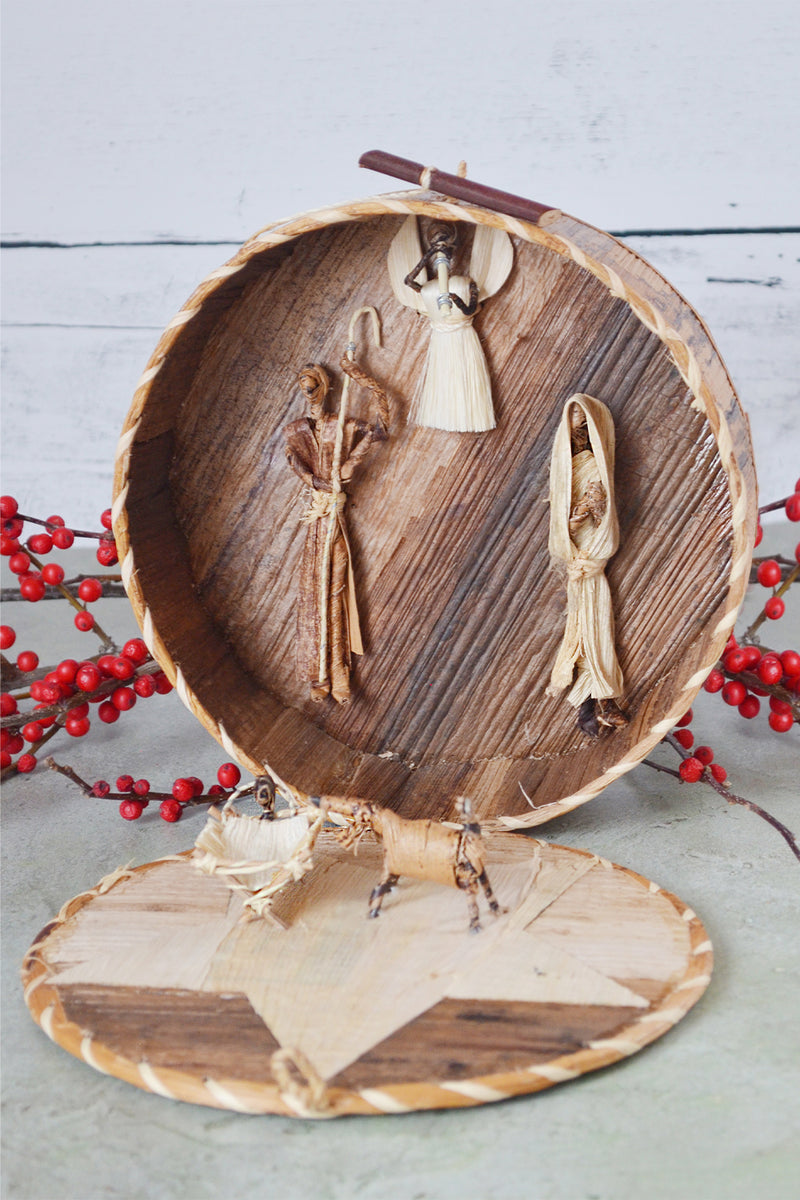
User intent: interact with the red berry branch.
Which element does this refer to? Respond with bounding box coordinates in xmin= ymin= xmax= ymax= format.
xmin=44 ymin=756 xmax=244 ymax=824
xmin=0 ymin=495 xmax=176 ymax=780
xmin=645 ymin=478 xmax=799 ymax=857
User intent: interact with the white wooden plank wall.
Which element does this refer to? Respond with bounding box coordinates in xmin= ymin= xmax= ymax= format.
xmin=2 ymin=0 xmax=798 ymax=524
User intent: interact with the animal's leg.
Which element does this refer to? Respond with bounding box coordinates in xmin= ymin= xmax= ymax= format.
xmin=368 ymin=871 xmax=399 ymax=918
xmin=457 ymin=874 xmax=482 ymax=933
xmin=478 ymin=869 xmax=506 ymax=917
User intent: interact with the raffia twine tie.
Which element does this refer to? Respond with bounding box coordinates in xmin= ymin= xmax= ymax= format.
xmin=300 ymin=488 xmax=345 ymax=525
xmin=566 ymin=554 xmax=608 ymax=582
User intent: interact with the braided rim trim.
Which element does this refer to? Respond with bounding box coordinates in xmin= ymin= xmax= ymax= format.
xmin=21 ymin=845 xmax=713 ymax=1118
xmin=112 ymin=192 xmax=755 ymax=821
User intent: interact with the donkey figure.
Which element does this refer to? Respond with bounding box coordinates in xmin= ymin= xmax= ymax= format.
xmin=311 ymin=793 xmax=504 ymax=932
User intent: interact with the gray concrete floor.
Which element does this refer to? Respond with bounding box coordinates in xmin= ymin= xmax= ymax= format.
xmin=2 ymin=540 xmax=798 ymax=1200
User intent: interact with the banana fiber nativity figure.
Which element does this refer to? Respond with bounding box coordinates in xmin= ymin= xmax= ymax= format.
xmin=283 ymin=308 xmax=390 ymax=704
xmin=546 ymin=394 xmax=628 ymax=737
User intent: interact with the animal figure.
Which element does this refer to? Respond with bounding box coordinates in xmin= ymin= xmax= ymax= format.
xmin=311 ymin=792 xmax=504 ymax=932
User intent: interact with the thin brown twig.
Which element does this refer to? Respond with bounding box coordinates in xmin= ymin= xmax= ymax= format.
xmin=743 ymin=563 xmax=799 ymax=641
xmin=44 ymin=757 xmax=227 ymax=808
xmin=646 ymin=735 xmax=800 ymax=861
xmin=13 ymin=512 xmax=111 ymax=541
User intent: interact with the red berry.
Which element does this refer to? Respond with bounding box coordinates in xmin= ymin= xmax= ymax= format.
xmin=675 ymin=709 xmax=693 ymax=728
xmin=154 ymin=673 xmax=173 ymax=695
xmin=160 ymin=798 xmax=183 ymax=823
xmin=768 ymin=710 xmax=793 ymax=733
xmin=738 ymin=695 xmax=760 ymax=719
xmin=3 ymin=732 xmax=24 ymax=754
xmin=96 ymin=540 xmax=118 ymax=566
xmin=100 ymin=508 xmax=113 ymax=529
xmin=20 ymin=577 xmax=46 ymax=602
xmin=98 ymin=700 xmax=120 ymax=724
xmin=132 ymin=779 xmax=151 ymax=797
xmin=756 ymin=559 xmax=782 ymax=588
xmin=786 ymin=494 xmax=800 ymax=521
xmin=208 ymin=784 xmax=226 ymax=796
xmin=0 ymin=751 xmax=11 ymax=769
xmin=74 ymin=611 xmax=95 ymax=632
xmin=56 ymin=659 xmax=79 ymax=684
xmin=116 ymin=774 xmax=134 ymax=792
xmin=171 ymin=778 xmax=194 ymax=803
xmin=0 ymin=625 xmax=16 ymax=650
xmin=764 ymin=596 xmax=785 ymax=620
xmin=16 ymin=753 xmax=37 ymax=774
xmin=722 ymin=680 xmax=747 ymax=706
xmin=119 ymin=799 xmax=145 ymax=821
xmin=780 ymin=650 xmax=800 ymax=677
xmin=33 ymin=707 xmax=54 ymax=729
xmin=78 ymin=578 xmax=103 ymax=603
xmin=796 ymin=543 xmax=800 ymax=566
xmin=41 ymin=562 xmax=65 ymax=586
xmin=695 ymin=745 xmax=714 ymax=765
xmin=16 ymin=650 xmax=39 ymax=672
xmin=0 ymin=536 xmax=20 ymax=556
xmin=674 ymin=728 xmax=694 ymax=749
xmin=21 ymin=721 xmax=44 ymax=743
xmin=217 ymin=762 xmax=241 ymax=789
xmin=679 ymin=757 xmax=704 ymax=782
xmin=754 ymin=523 xmax=763 ymax=547
xmin=52 ymin=528 xmax=75 ymax=550
xmin=710 ymin=763 xmax=727 ymax=783
xmin=184 ymin=776 xmax=203 ymax=797
xmin=0 ymin=496 xmax=18 ymax=519
xmin=9 ymin=552 xmax=31 ymax=575
xmin=97 ymin=654 xmax=117 ymax=676
xmin=723 ymin=648 xmax=747 ymax=672
xmin=40 ymin=682 xmax=62 ymax=704
xmin=1 ymin=693 xmax=17 ymax=716
xmin=769 ymin=696 xmax=792 ymax=715
xmin=46 ymin=514 xmax=65 ymax=528
xmin=111 ymin=686 xmax=136 ymax=711
xmin=133 ymin=674 xmax=156 ymax=698
xmin=122 ymin=638 xmax=148 ymax=664
xmin=65 ymin=715 xmax=91 ymax=737
xmin=27 ymin=532 xmax=53 ymax=555
xmin=757 ymin=656 xmax=783 ymax=686
xmin=704 ymin=668 xmax=725 ymax=693
xmin=69 ymin=702 xmax=90 ymax=719
xmin=111 ymin=656 xmax=135 ymax=680
xmin=75 ymin=663 xmax=101 ymax=691
xmin=740 ymin=646 xmax=762 ymax=669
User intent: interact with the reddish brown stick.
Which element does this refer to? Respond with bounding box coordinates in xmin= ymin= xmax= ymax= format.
xmin=358 ymin=151 xmax=555 ymax=225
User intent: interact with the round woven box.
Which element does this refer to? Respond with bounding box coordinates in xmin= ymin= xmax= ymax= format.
xmin=112 ymin=189 xmax=756 ymax=827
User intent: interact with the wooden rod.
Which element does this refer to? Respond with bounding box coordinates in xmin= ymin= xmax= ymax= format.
xmin=358 ymin=150 xmax=556 ymax=225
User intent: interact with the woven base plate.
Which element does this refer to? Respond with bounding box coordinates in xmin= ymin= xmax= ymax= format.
xmin=22 ymin=834 xmax=712 ymax=1117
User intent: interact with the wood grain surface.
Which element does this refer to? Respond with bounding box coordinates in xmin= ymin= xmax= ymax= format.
xmin=114 ymin=198 xmax=756 ymax=823
xmin=21 ymin=834 xmax=713 ymax=1118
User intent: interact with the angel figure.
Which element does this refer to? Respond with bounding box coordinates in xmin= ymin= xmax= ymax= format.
xmin=284 ymin=308 xmax=390 ymax=704
xmin=387 ymin=216 xmax=513 ymax=432
xmin=546 ymin=394 xmax=628 ymax=737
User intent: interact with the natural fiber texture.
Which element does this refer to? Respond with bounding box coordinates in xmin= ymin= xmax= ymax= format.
xmin=193 ymin=807 xmax=321 ymax=918
xmin=22 ymin=839 xmax=714 ymax=1118
xmin=387 ymin=214 xmax=512 ymax=431
xmin=546 ymin=394 xmax=624 ymax=707
xmin=112 ymin=191 xmax=755 ymax=828
xmin=284 ymin=320 xmax=388 ymax=703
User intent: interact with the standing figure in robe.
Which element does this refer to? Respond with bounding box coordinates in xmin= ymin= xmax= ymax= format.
xmin=546 ymin=394 xmax=627 ymax=737
xmin=387 ymin=216 xmax=513 ymax=432
xmin=284 ymin=358 xmax=389 ymax=704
